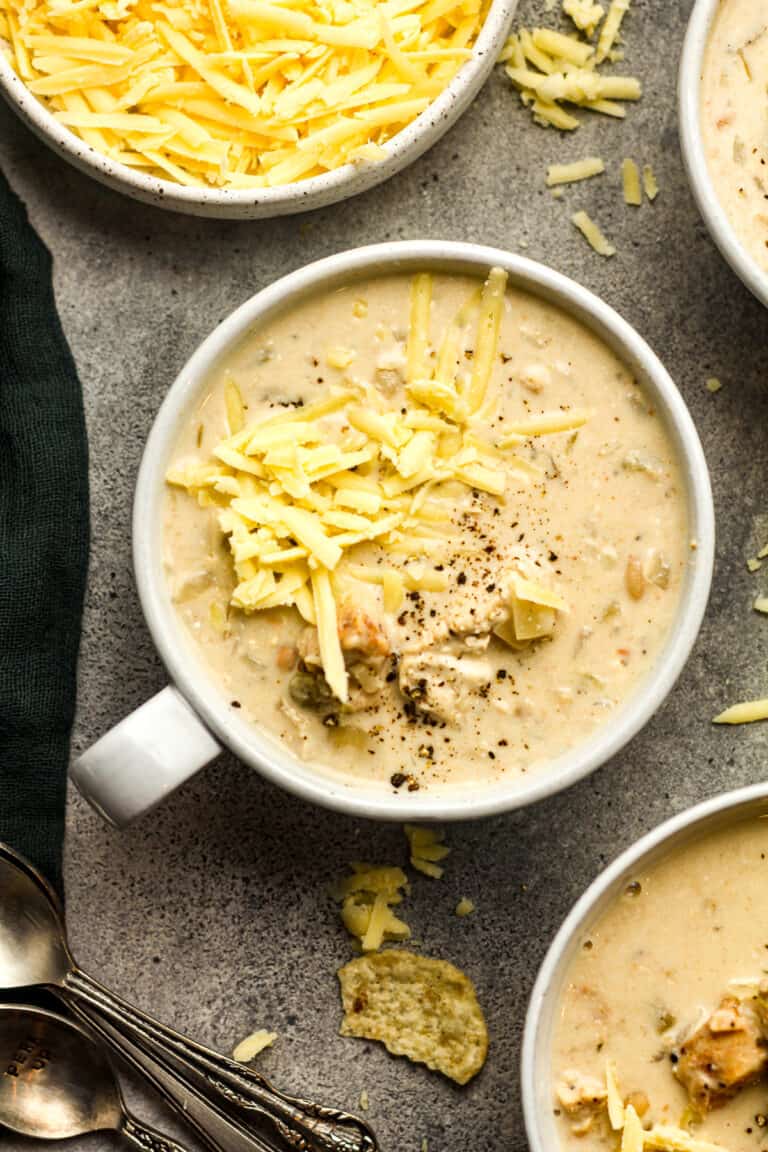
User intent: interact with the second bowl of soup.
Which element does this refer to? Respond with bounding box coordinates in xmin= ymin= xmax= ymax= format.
xmin=680 ymin=0 xmax=768 ymax=307
xmin=524 ymin=783 xmax=768 ymax=1152
xmin=71 ymin=241 xmax=714 ymax=826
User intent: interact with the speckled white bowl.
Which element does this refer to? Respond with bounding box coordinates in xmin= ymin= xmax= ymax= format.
xmin=679 ymin=0 xmax=768 ymax=308
xmin=71 ymin=240 xmax=715 ymax=827
xmin=0 ymin=0 xmax=517 ymax=219
xmin=522 ymin=783 xmax=768 ymax=1152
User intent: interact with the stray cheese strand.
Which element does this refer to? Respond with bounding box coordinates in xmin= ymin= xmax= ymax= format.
xmin=572 ymin=210 xmax=616 ymax=256
xmin=168 ymin=268 xmax=577 ymax=702
xmin=621 ymin=157 xmax=642 ymax=205
xmin=546 ymin=156 xmax=605 ymax=186
xmin=713 ymin=699 xmax=768 ymax=725
xmin=3 ymin=0 xmax=488 ymax=189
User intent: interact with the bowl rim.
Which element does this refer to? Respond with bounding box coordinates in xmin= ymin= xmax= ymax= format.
xmin=0 ymin=0 xmax=516 ymax=218
xmin=521 ymin=780 xmax=768 ymax=1151
xmin=678 ymin=0 xmax=768 ymax=309
xmin=133 ymin=238 xmax=715 ymax=821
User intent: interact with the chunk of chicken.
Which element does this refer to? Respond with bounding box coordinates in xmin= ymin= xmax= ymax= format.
xmin=291 ymin=605 xmax=390 ymax=713
xmin=337 ymin=603 xmax=390 ymax=659
xmin=398 ymin=651 xmax=493 ymax=725
xmin=298 ymin=606 xmax=389 ymax=667
xmin=673 ymin=996 xmax=768 ymax=1111
xmin=555 ymin=1070 xmax=607 ymax=1136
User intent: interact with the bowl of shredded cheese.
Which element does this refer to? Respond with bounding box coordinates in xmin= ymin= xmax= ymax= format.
xmin=0 ymin=0 xmax=516 ymax=216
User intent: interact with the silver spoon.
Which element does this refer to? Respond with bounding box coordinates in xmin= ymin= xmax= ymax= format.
xmin=0 ymin=843 xmax=376 ymax=1152
xmin=0 ymin=1001 xmax=191 ymax=1152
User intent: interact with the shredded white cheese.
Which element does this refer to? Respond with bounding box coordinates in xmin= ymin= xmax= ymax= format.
xmin=643 ymin=164 xmax=659 ymax=201
xmin=405 ymin=824 xmax=450 ymax=879
xmin=546 ymin=156 xmax=605 ymax=186
xmin=169 ymin=268 xmax=574 ymax=704
xmin=714 ymin=699 xmax=768 ymax=725
xmin=571 ymin=210 xmax=616 ymax=256
xmin=232 ymin=1030 xmax=277 ymax=1063
xmin=4 ymin=0 xmax=487 ymax=188
xmin=621 ymin=157 xmax=641 ymax=205
xmin=501 ymin=0 xmax=639 ymax=132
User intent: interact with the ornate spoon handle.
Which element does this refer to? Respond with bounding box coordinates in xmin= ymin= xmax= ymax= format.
xmin=61 ymin=967 xmax=377 ymax=1152
xmin=120 ymin=1114 xmax=195 ymax=1152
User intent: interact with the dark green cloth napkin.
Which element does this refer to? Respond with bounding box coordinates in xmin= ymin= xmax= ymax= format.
xmin=0 ymin=169 xmax=89 ymax=894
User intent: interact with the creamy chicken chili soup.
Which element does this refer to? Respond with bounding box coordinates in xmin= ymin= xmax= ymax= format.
xmin=552 ymin=816 xmax=768 ymax=1152
xmin=163 ymin=268 xmax=688 ymax=793
xmin=702 ymin=1 xmax=768 ymax=273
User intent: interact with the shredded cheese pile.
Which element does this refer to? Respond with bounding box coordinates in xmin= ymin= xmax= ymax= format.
xmin=405 ymin=824 xmax=449 ymax=878
xmin=500 ymin=0 xmax=640 ymax=131
xmin=168 ymin=268 xmax=579 ymax=703
xmin=0 ymin=0 xmax=486 ymax=188
xmin=333 ymin=863 xmax=411 ymax=952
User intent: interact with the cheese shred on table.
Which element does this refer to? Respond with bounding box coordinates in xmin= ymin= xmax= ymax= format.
xmin=0 ymin=0 xmax=487 ymax=188
xmin=500 ymin=0 xmax=640 ymax=132
xmin=571 ymin=209 xmax=615 ymax=256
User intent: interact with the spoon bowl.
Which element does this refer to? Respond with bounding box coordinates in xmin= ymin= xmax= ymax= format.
xmin=0 ymin=1002 xmax=188 ymax=1151
xmin=0 ymin=848 xmax=69 ymax=988
xmin=0 ymin=840 xmax=377 ymax=1152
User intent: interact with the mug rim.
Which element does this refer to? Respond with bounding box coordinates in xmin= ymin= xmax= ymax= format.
xmin=520 ymin=781 xmax=768 ymax=1151
xmin=678 ymin=0 xmax=768 ymax=309
xmin=134 ymin=239 xmax=715 ymax=820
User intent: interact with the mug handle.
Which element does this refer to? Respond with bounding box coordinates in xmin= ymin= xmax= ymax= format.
xmin=71 ymin=686 xmax=222 ymax=827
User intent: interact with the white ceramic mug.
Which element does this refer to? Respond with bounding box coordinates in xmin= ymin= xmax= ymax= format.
xmin=72 ymin=241 xmax=715 ymax=827
xmin=679 ymin=0 xmax=768 ymax=308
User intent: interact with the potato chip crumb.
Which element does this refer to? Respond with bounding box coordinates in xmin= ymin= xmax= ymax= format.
xmin=338 ymin=950 xmax=488 ymax=1084
xmin=232 ymin=1030 xmax=277 ymax=1063
xmin=705 ymin=376 xmax=723 ymax=393
xmin=455 ymin=897 xmax=476 ymax=917
xmin=359 ymin=1089 xmax=369 ymax=1111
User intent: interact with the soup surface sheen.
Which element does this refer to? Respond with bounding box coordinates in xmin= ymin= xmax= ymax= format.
xmin=702 ymin=1 xmax=768 ymax=273
xmin=553 ymin=816 xmax=768 ymax=1152
xmin=163 ymin=271 xmax=688 ymax=793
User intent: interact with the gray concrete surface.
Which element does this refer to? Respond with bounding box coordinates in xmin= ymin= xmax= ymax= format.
xmin=2 ymin=0 xmax=768 ymax=1148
